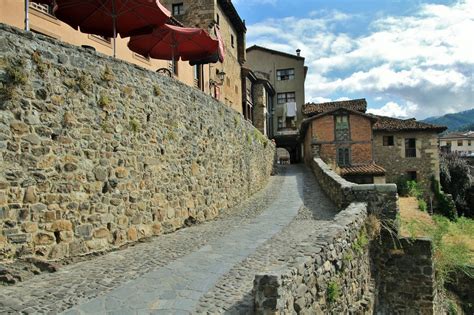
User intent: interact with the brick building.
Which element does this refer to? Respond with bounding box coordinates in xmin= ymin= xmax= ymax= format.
xmin=161 ymin=0 xmax=247 ymax=113
xmin=373 ymin=116 xmax=447 ymax=195
xmin=301 ymin=98 xmax=447 ymax=192
xmin=301 ymin=100 xmax=386 ymax=184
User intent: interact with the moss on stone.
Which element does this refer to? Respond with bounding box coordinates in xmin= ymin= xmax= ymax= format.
xmin=31 ymin=51 xmax=50 ymax=78
xmin=129 ymin=118 xmax=141 ymax=133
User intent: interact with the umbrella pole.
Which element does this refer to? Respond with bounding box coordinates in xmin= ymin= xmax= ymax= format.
xmin=112 ymin=1 xmax=117 ymax=58
xmin=113 ymin=21 xmax=117 ymax=58
xmin=25 ymin=0 xmax=30 ymax=31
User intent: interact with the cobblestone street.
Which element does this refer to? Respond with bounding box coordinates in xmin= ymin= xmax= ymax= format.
xmin=0 ymin=165 xmax=337 ymax=314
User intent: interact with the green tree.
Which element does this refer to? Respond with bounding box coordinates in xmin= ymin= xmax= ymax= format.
xmin=440 ymin=152 xmax=473 ymax=217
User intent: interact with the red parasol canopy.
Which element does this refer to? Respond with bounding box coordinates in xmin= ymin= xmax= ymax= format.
xmin=53 ymin=0 xmax=171 ymax=38
xmin=128 ymin=24 xmax=220 ymax=62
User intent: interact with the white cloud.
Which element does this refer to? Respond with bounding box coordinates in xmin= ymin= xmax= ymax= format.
xmin=247 ymin=0 xmax=474 ymax=118
xmin=367 ymin=101 xmax=419 ymax=118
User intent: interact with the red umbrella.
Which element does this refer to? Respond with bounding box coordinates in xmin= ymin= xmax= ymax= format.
xmin=188 ymin=26 xmax=225 ymax=65
xmin=52 ymin=0 xmax=171 ymax=57
xmin=128 ymin=24 xmax=220 ymax=63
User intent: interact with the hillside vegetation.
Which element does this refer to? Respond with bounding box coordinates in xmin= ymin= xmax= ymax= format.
xmin=423 ymin=108 xmax=474 ymax=131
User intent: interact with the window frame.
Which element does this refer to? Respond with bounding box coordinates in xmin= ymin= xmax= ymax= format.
xmin=405 ymin=138 xmax=417 ymax=158
xmin=277 ymin=92 xmax=296 ymax=104
xmin=383 ymin=135 xmax=394 ymax=146
xmin=276 ymin=68 xmax=295 ymax=81
xmin=172 ymin=3 xmax=184 ymax=16
xmin=337 ymin=147 xmax=351 ymax=166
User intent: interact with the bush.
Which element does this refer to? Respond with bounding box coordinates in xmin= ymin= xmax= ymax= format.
xmin=396 ymin=176 xmax=410 ymax=196
xmin=407 ymin=180 xmax=424 ymax=199
xmin=432 ymin=177 xmax=458 ymax=220
xmin=418 ymin=199 xmax=427 ymax=212
xmin=440 ymin=152 xmax=472 ymax=217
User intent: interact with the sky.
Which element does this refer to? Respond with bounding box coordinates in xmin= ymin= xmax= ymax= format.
xmin=233 ymin=0 xmax=474 ymax=119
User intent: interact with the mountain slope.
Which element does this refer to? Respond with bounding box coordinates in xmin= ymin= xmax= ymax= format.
xmin=422 ymin=108 xmax=474 ymax=131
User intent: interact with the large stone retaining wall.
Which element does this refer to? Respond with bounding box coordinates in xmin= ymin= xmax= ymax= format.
xmin=254 ymin=203 xmax=374 ymax=314
xmin=0 ymin=24 xmax=275 ymax=261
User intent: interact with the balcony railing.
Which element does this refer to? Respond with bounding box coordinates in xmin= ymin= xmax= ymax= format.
xmin=30 ymin=3 xmax=54 ymax=15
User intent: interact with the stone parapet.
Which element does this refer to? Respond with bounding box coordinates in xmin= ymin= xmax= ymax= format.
xmin=0 ymin=24 xmax=275 ymax=261
xmin=310 ymin=158 xmax=399 ymax=225
xmin=254 ymin=203 xmax=374 ymax=314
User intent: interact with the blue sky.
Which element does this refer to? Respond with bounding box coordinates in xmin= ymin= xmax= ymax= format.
xmin=233 ymin=0 xmax=474 ymax=119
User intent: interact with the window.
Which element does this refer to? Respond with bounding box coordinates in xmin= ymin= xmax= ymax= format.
xmin=337 ymin=147 xmax=350 ymax=166
xmin=277 ymin=68 xmax=295 ymax=81
xmin=457 ymin=140 xmax=463 ymax=146
xmin=469 ymin=140 xmax=472 ymax=146
xmin=405 ymin=138 xmax=417 ymax=157
xmin=172 ymin=3 xmax=184 ymax=16
xmin=231 ymin=35 xmax=235 ymax=48
xmin=277 ymin=92 xmax=296 ymax=104
xmin=407 ymin=171 xmax=417 ymax=181
xmin=335 ymin=115 xmax=349 ymax=141
xmin=169 ymin=59 xmax=178 ymax=75
xmin=30 ymin=3 xmax=54 ymax=15
xmin=383 ymin=135 xmax=394 ymax=146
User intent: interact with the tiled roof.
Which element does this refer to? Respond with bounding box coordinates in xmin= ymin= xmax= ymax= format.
xmin=339 ymin=163 xmax=386 ymax=176
xmin=439 ymin=131 xmax=474 ymax=139
xmin=373 ymin=115 xmax=447 ymax=132
xmin=303 ymin=99 xmax=367 ymax=116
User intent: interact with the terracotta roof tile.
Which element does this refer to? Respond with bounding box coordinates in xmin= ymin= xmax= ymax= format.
xmin=339 ymin=163 xmax=386 ymax=176
xmin=303 ymin=99 xmax=367 ymax=116
xmin=372 ymin=115 xmax=447 ymax=132
xmin=439 ymin=131 xmax=474 ymax=139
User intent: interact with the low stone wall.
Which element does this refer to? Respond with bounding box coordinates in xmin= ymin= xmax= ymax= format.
xmin=0 ymin=24 xmax=275 ymax=261
xmin=310 ymin=158 xmax=399 ymax=224
xmin=254 ymin=203 xmax=374 ymax=314
xmin=374 ymin=236 xmax=439 ymax=314
xmin=305 ymin=157 xmax=441 ymax=314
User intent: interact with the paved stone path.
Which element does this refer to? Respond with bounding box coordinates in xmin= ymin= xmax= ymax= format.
xmin=0 ymin=165 xmax=337 ymax=314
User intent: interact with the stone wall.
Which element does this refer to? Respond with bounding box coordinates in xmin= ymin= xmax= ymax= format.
xmin=373 ymin=236 xmax=440 ymax=314
xmin=303 ymin=157 xmax=441 ymax=314
xmin=254 ymin=203 xmax=374 ymax=314
xmin=310 ymin=158 xmax=398 ymax=223
xmin=0 ymin=24 xmax=275 ymax=261
xmin=373 ymin=130 xmax=442 ymax=197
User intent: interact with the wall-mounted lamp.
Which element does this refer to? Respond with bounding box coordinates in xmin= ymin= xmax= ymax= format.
xmin=210 ymin=69 xmax=226 ymax=86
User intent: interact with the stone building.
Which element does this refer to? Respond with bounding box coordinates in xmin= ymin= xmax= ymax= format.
xmin=439 ymin=131 xmax=474 ymax=156
xmin=301 ymin=101 xmax=386 ymax=184
xmin=373 ymin=116 xmax=447 ymax=195
xmin=241 ymin=67 xmax=275 ymax=136
xmin=0 ymin=1 xmax=196 ymax=87
xmin=161 ymin=0 xmax=247 ymax=113
xmin=246 ymin=45 xmax=308 ymax=162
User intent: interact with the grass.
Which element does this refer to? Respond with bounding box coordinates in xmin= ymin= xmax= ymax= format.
xmin=326 ymin=281 xmax=340 ymax=303
xmin=400 ymin=203 xmax=473 ymax=281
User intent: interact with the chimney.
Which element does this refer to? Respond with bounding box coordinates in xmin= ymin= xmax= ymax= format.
xmin=296 ymin=49 xmax=301 ymax=56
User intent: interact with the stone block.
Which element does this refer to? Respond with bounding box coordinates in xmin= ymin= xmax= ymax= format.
xmin=22 ymin=222 xmax=38 ymax=233
xmin=10 ymin=121 xmax=29 ymax=135
xmin=23 ymin=186 xmax=37 ymax=203
xmin=93 ymin=227 xmax=111 ymax=239
xmin=75 ymin=224 xmax=93 ymax=239
xmin=50 ymin=219 xmax=73 ymax=232
xmin=34 ymin=232 xmax=55 ymax=245
xmin=127 ymin=227 xmax=138 ymax=241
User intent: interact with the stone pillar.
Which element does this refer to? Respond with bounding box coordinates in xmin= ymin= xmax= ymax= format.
xmin=311 ymin=138 xmax=320 ymax=158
